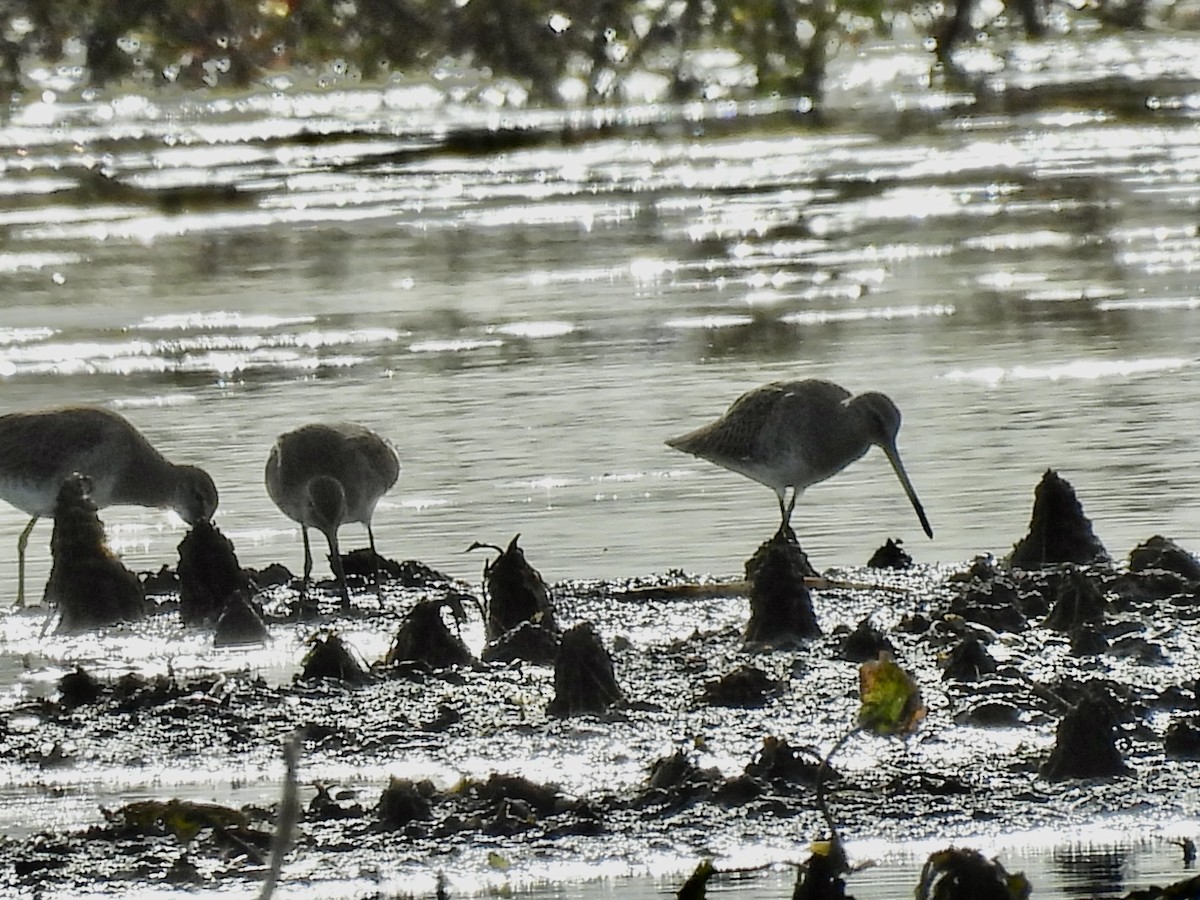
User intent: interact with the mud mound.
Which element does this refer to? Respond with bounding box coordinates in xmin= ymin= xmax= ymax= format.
xmin=1040 ymin=684 xmax=1130 ymax=781
xmin=213 ymin=594 xmax=269 ymax=646
xmin=547 ymin=622 xmax=623 ymax=717
xmin=470 ymin=534 xmax=557 ymax=641
xmin=744 ymin=527 xmax=820 ymax=644
xmin=177 ymin=520 xmax=252 ymax=625
xmin=701 ymin=665 xmax=782 ymax=707
xmin=481 ymin=621 xmax=560 ymax=665
xmin=385 ymin=597 xmax=476 ymax=669
xmin=1128 ymin=535 xmax=1200 ymax=581
xmin=44 ymin=474 xmax=145 ymax=631
xmin=1008 ymin=470 xmax=1109 ymax=568
xmin=867 ymin=538 xmax=913 ymax=569
xmin=1043 ymin=567 xmax=1108 ymax=632
xmin=299 ymin=632 xmax=372 ymax=684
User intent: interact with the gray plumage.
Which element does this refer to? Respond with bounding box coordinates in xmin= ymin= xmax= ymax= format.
xmin=0 ymin=406 xmax=219 ymax=607
xmin=667 ymin=379 xmax=932 ymax=537
xmin=265 ymin=422 xmax=401 ymax=609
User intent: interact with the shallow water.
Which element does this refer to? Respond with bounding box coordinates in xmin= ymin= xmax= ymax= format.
xmin=3 ymin=32 xmax=1200 ymax=594
xmin=3 ymin=561 xmax=1200 ymax=899
xmin=3 ymin=27 xmax=1200 ymax=899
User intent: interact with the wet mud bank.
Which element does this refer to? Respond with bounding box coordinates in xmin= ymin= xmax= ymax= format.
xmin=3 ymin=473 xmax=1200 ymax=897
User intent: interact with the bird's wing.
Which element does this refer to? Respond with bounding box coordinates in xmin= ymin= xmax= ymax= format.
xmin=346 ymin=430 xmax=401 ymax=492
xmin=749 ymin=379 xmax=851 ymax=459
xmin=667 ymin=383 xmax=791 ymax=464
xmin=0 ymin=408 xmax=120 ymax=483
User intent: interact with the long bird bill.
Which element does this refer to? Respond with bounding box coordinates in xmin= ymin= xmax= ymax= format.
xmin=882 ymin=442 xmax=934 ymax=539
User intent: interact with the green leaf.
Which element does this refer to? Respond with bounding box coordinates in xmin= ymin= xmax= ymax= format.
xmin=858 ymin=651 xmax=925 ymax=736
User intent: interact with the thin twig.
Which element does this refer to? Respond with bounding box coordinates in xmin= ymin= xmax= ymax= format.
xmin=622 ymin=576 xmax=912 ymax=601
xmin=814 ymin=726 xmax=861 ymax=847
xmin=259 ymin=731 xmax=302 ymax=900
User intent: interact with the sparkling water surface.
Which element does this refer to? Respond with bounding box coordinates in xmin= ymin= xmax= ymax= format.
xmin=3 ymin=31 xmax=1200 ymax=898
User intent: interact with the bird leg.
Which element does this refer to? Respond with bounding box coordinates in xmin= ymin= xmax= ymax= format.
xmin=301 ymin=527 xmax=313 ymax=595
xmin=777 ymin=488 xmax=799 ymax=526
xmin=295 ymin=526 xmax=317 ymax=620
xmin=366 ymin=523 xmax=384 ymax=601
xmin=775 ymin=489 xmax=798 ymax=544
xmin=13 ymin=515 xmax=38 ymax=609
xmin=325 ymin=530 xmax=350 ymax=611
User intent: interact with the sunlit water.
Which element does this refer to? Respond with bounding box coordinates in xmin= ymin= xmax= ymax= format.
xmin=4 ymin=29 xmax=1200 ymax=897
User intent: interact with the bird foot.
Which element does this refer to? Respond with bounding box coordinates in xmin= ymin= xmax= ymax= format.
xmin=774 ymin=520 xmax=799 ymax=545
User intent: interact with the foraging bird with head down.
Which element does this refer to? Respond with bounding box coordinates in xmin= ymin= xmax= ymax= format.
xmin=265 ymin=422 xmax=400 ymax=610
xmin=666 ymin=379 xmax=933 ymax=539
xmin=0 ymin=406 xmax=219 ymax=608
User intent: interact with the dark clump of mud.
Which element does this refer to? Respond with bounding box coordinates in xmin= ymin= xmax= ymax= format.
xmin=744 ymin=736 xmax=828 ymax=787
xmin=434 ymin=773 xmax=593 ymax=838
xmin=793 ymin=841 xmax=851 ymax=900
xmin=946 ymin=573 xmax=1034 ymax=633
xmin=1128 ymin=535 xmax=1200 ymax=581
xmin=641 ymin=749 xmax=724 ymax=806
xmin=1008 ymin=469 xmax=1110 ymax=568
xmin=916 ymin=847 xmax=1029 ymax=900
xmin=677 ymin=860 xmax=716 ymax=900
xmin=388 ymin=559 xmax=458 ymax=588
xmin=176 ymin=520 xmax=253 ymax=625
xmin=1040 ymin=684 xmax=1130 ymax=781
xmin=838 ymin=617 xmax=895 ymax=662
xmin=299 ymin=632 xmax=372 ymax=684
xmin=339 ymin=547 xmax=399 ymax=579
xmin=940 ymin=637 xmax=998 ymax=682
xmin=1164 ymin=719 xmax=1200 ymax=760
xmin=547 ymin=621 xmax=623 ymax=717
xmin=701 ymin=664 xmax=782 ymax=707
xmin=248 ymin=562 xmax=293 ymax=588
xmin=954 ymin=699 xmax=1022 ymax=728
xmin=376 ymin=777 xmax=434 ymax=829
xmin=867 ymin=538 xmax=913 ymax=569
xmin=44 ymin=474 xmax=145 ymax=631
xmin=480 ymin=620 xmax=560 ymax=665
xmin=57 ymin=667 xmax=102 ymax=709
xmin=140 ymin=564 xmax=179 ymax=596
xmin=213 ymin=594 xmax=269 ymax=646
xmin=470 ymin=534 xmax=557 ymax=641
xmin=385 ymin=597 xmax=476 ymax=669
xmin=744 ymin=526 xmax=820 ymax=644
xmin=1042 ymin=566 xmax=1109 ymax=632
xmin=1069 ymin=624 xmax=1109 ymax=657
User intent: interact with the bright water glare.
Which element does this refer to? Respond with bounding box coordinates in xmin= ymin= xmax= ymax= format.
xmin=3 ymin=29 xmax=1200 ymax=898
xmin=3 ymin=36 xmax=1200 ymax=594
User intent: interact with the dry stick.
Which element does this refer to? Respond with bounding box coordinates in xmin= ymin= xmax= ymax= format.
xmin=259 ymin=732 xmax=302 ymax=900
xmin=622 ymin=576 xmax=912 ymax=601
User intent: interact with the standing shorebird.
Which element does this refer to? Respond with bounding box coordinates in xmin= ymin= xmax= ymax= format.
xmin=265 ymin=422 xmax=400 ymax=610
xmin=666 ymin=379 xmax=933 ymax=538
xmin=0 ymin=406 xmax=220 ymax=608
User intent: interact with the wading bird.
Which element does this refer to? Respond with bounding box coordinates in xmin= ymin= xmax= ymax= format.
xmin=265 ymin=422 xmax=400 ymax=610
xmin=0 ymin=406 xmax=219 ymax=607
xmin=666 ymin=379 xmax=932 ymax=538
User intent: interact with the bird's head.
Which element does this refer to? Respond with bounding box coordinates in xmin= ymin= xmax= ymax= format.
xmin=851 ymin=391 xmax=903 ymax=446
xmin=306 ymin=475 xmax=348 ymax=538
xmin=174 ymin=465 xmax=219 ymax=525
xmin=849 ymin=391 xmax=933 ymax=539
